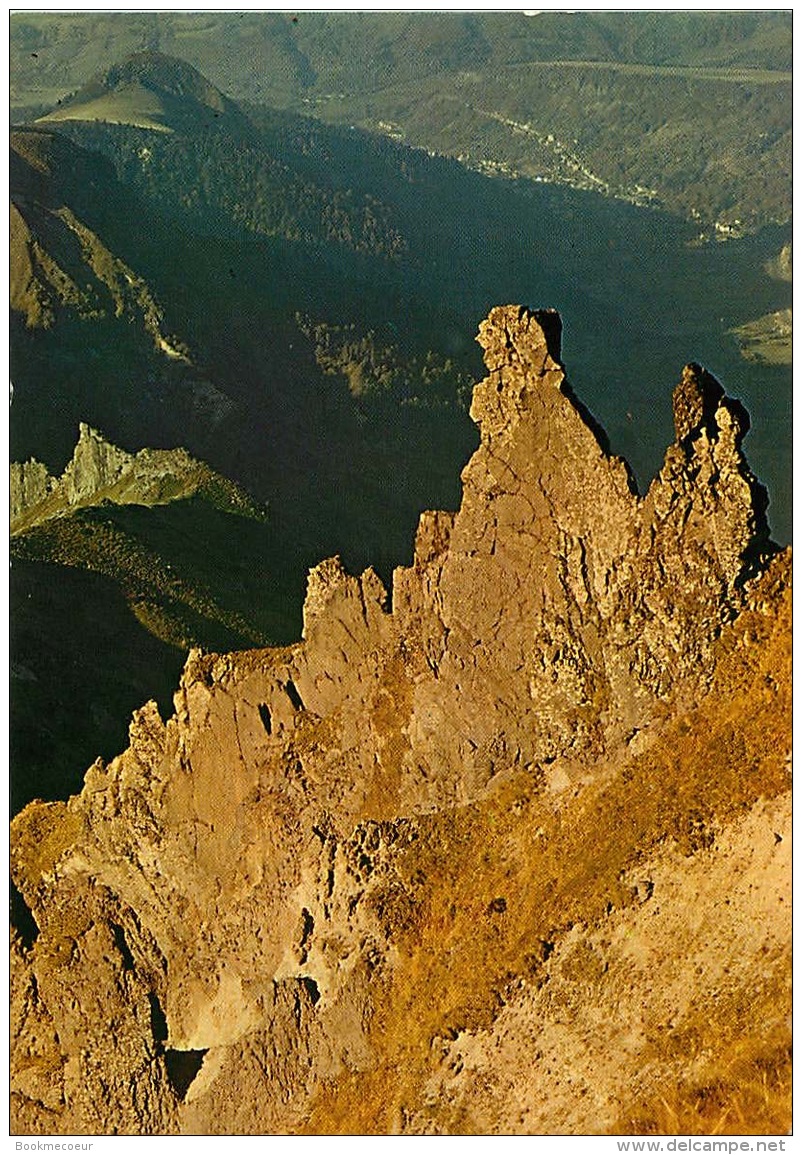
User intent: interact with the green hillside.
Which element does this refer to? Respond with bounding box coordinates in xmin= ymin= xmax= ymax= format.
xmin=11 ymin=12 xmax=791 ymax=102
xmin=11 ymin=12 xmax=792 ymax=230
xmin=11 ymin=62 xmax=791 ymax=536
xmin=36 ymin=50 xmax=252 ymax=136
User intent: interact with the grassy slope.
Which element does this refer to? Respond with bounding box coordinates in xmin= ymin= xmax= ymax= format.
xmin=12 ymin=501 xmax=279 ymax=651
xmin=729 ymin=309 xmax=792 ymax=366
xmin=303 ymin=555 xmax=791 ymax=1135
xmin=38 ymin=82 xmax=174 ymax=132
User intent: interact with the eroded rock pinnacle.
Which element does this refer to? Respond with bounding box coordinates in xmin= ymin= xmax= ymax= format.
xmin=10 ymin=306 xmax=789 ymax=1135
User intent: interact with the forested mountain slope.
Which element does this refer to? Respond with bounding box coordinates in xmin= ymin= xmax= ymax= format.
xmin=12 ymin=12 xmax=791 ymax=231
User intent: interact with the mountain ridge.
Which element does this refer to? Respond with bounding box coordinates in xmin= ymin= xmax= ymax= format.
xmin=10 ymin=127 xmax=191 ymax=361
xmin=11 ymin=422 xmax=265 ymax=533
xmin=9 ymin=306 xmax=790 ymax=1134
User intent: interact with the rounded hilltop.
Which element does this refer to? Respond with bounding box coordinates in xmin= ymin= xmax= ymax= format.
xmin=37 ymin=50 xmax=251 ymax=136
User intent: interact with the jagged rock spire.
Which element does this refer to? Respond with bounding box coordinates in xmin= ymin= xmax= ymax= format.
xmin=9 ymin=306 xmax=787 ymax=1135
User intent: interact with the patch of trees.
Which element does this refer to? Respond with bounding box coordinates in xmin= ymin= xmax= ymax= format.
xmin=51 ymin=120 xmax=408 ymax=258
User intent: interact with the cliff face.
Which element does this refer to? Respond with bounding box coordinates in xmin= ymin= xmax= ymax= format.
xmin=10 ymin=307 xmax=790 ymax=1135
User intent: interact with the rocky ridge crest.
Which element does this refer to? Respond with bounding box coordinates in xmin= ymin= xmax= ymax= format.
xmin=10 ymin=306 xmax=790 ymax=1134
xmin=11 ymin=422 xmax=264 ymax=532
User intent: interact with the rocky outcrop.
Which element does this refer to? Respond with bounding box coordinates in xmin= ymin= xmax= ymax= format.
xmin=10 ymin=307 xmax=790 ymax=1135
xmin=11 ymin=422 xmax=265 ymax=532
xmin=61 ymin=422 xmax=134 ymax=503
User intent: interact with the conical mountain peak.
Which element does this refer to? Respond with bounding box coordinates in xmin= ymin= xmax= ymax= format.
xmin=37 ymin=50 xmax=249 ymax=135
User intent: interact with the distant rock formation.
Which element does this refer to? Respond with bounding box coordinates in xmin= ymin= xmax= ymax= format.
xmin=10 ymin=307 xmax=790 ymax=1135
xmin=11 ymin=422 xmax=265 ymax=531
xmin=766 ymin=242 xmax=792 ymax=283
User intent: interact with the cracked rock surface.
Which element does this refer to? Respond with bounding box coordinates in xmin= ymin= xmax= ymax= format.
xmin=10 ymin=306 xmax=790 ymax=1134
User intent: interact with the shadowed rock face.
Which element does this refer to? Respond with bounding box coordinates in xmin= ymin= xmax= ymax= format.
xmin=10 ymin=307 xmax=790 ymax=1135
